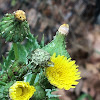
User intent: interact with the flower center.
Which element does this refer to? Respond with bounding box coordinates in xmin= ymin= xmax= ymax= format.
xmin=57 ymin=71 xmax=63 ymax=77
xmin=16 ymin=87 xmax=22 ymax=96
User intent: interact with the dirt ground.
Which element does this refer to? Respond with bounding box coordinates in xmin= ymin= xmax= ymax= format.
xmin=0 ymin=0 xmax=100 ymax=100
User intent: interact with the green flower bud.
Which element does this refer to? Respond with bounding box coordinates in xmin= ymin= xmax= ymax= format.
xmin=58 ymin=24 xmax=69 ymax=35
xmin=0 ymin=10 xmax=30 ymax=42
xmin=43 ymin=24 xmax=70 ymax=58
xmin=31 ymin=49 xmax=50 ymax=66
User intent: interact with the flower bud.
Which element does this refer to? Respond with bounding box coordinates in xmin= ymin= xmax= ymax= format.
xmin=58 ymin=24 xmax=69 ymax=35
xmin=0 ymin=10 xmax=30 ymax=42
xmin=43 ymin=24 xmax=70 ymax=59
xmin=14 ymin=10 xmax=26 ymax=21
xmin=31 ymin=49 xmax=50 ymax=66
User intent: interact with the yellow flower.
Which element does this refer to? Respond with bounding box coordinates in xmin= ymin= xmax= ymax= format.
xmin=14 ymin=10 xmax=26 ymax=21
xmin=46 ymin=53 xmax=81 ymax=90
xmin=9 ymin=81 xmax=36 ymax=100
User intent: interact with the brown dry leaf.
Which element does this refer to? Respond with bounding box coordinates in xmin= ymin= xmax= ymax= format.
xmin=95 ymin=94 xmax=100 ymax=100
xmin=87 ymin=25 xmax=100 ymax=63
xmin=82 ymin=80 xmax=96 ymax=98
xmin=43 ymin=6 xmax=52 ymax=17
xmin=82 ymin=81 xmax=88 ymax=94
xmin=0 ymin=0 xmax=9 ymax=11
xmin=39 ymin=18 xmax=49 ymax=32
xmin=27 ymin=9 xmax=38 ymax=28
xmin=79 ymin=66 xmax=92 ymax=78
xmin=52 ymin=90 xmax=72 ymax=100
xmin=82 ymin=74 xmax=100 ymax=98
xmin=58 ymin=90 xmax=72 ymax=100
xmin=94 ymin=80 xmax=100 ymax=93
xmin=86 ymin=63 xmax=99 ymax=74
xmin=75 ymin=80 xmax=83 ymax=96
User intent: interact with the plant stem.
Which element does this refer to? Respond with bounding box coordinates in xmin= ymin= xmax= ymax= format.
xmin=13 ymin=43 xmax=19 ymax=60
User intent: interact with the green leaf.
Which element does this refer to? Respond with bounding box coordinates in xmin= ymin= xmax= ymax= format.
xmin=43 ymin=32 xmax=70 ymax=58
xmin=40 ymin=34 xmax=45 ymax=48
xmin=32 ymin=85 xmax=46 ymax=100
xmin=48 ymin=97 xmax=59 ymax=100
xmin=24 ymin=73 xmax=36 ymax=85
xmin=45 ymin=89 xmax=61 ymax=98
xmin=0 ymin=81 xmax=6 ymax=86
xmin=77 ymin=93 xmax=93 ymax=100
xmin=0 ymin=93 xmax=3 ymax=98
xmin=25 ymin=33 xmax=40 ymax=53
xmin=13 ymin=43 xmax=28 ymax=64
xmin=7 ymin=47 xmax=15 ymax=61
xmin=0 ymin=46 xmax=15 ymax=71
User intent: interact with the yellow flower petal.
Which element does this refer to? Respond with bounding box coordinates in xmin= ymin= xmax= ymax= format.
xmin=9 ymin=81 xmax=36 ymax=100
xmin=46 ymin=53 xmax=81 ymax=90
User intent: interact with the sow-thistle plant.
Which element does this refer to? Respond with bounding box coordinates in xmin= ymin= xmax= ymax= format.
xmin=0 ymin=10 xmax=81 ymax=100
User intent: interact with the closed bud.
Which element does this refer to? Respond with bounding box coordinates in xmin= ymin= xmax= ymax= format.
xmin=31 ymin=49 xmax=50 ymax=67
xmin=14 ymin=10 xmax=26 ymax=21
xmin=0 ymin=10 xmax=30 ymax=42
xmin=58 ymin=24 xmax=69 ymax=35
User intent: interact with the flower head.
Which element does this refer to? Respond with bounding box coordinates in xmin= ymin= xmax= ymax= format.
xmin=58 ymin=24 xmax=69 ymax=35
xmin=46 ymin=53 xmax=81 ymax=90
xmin=0 ymin=10 xmax=30 ymax=42
xmin=9 ymin=81 xmax=36 ymax=100
xmin=14 ymin=10 xmax=26 ymax=21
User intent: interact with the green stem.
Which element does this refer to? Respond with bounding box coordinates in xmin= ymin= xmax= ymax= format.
xmin=13 ymin=43 xmax=19 ymax=60
xmin=0 ymin=81 xmax=6 ymax=86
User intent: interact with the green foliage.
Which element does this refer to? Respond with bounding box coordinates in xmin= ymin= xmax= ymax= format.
xmin=43 ymin=32 xmax=70 ymax=58
xmin=77 ymin=93 xmax=93 ymax=100
xmin=48 ymin=97 xmax=59 ymax=100
xmin=24 ymin=73 xmax=37 ymax=85
xmin=0 ymin=13 xmax=30 ymax=42
xmin=25 ymin=33 xmax=40 ymax=53
xmin=34 ymin=69 xmax=53 ymax=89
xmin=0 ymin=81 xmax=14 ymax=99
xmin=0 ymin=33 xmax=40 ymax=69
xmin=45 ymin=89 xmax=60 ymax=98
xmin=0 ymin=11 xmax=71 ymax=100
xmin=40 ymin=34 xmax=45 ymax=48
xmin=32 ymin=85 xmax=46 ymax=100
xmin=13 ymin=43 xmax=28 ymax=64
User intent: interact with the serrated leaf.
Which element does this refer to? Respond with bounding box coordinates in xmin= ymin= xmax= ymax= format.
xmin=43 ymin=32 xmax=70 ymax=58
xmin=25 ymin=33 xmax=40 ymax=53
xmin=13 ymin=43 xmax=28 ymax=64
xmin=45 ymin=89 xmax=61 ymax=98
xmin=24 ymin=73 xmax=36 ymax=85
